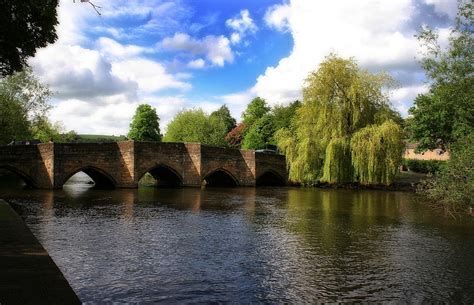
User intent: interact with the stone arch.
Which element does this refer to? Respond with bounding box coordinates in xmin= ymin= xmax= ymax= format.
xmin=202 ymin=168 xmax=239 ymax=187
xmin=138 ymin=164 xmax=183 ymax=187
xmin=256 ymin=170 xmax=286 ymax=186
xmin=62 ymin=166 xmax=116 ymax=189
xmin=0 ymin=165 xmax=36 ymax=188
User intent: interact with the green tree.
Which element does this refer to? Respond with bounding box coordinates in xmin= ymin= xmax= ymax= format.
xmin=209 ymin=105 xmax=236 ymax=133
xmin=242 ymin=115 xmax=276 ymax=150
xmin=418 ymin=132 xmax=474 ymax=216
xmin=0 ymin=68 xmax=70 ymax=144
xmin=271 ymin=100 xmax=302 ymax=132
xmin=164 ymin=108 xmax=230 ymax=147
xmin=164 ymin=109 xmax=209 ymax=143
xmin=242 ymin=97 xmax=270 ymax=126
xmin=128 ymin=104 xmax=162 ymax=141
xmin=276 ymin=54 xmax=403 ymax=185
xmin=0 ymin=91 xmax=30 ymax=144
xmin=408 ymin=0 xmax=473 ymax=151
xmin=0 ymin=0 xmax=59 ymax=76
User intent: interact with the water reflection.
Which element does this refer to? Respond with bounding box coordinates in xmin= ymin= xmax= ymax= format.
xmin=1 ymin=176 xmax=473 ymax=303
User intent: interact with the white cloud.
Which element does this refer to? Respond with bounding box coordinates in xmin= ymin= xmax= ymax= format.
xmin=226 ymin=10 xmax=257 ymax=45
xmin=264 ymin=4 xmax=291 ymax=32
xmin=226 ymin=9 xmax=257 ymax=39
xmin=390 ymin=84 xmax=429 ymax=116
xmin=96 ymin=37 xmax=153 ymax=60
xmin=30 ymin=44 xmax=136 ymax=99
xmin=253 ymin=0 xmax=424 ymax=111
xmin=112 ymin=58 xmax=191 ymax=93
xmin=187 ymin=58 xmax=206 ymax=69
xmin=161 ymin=33 xmax=234 ymax=66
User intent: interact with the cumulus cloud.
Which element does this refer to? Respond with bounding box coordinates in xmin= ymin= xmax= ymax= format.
xmin=160 ymin=32 xmax=234 ymax=66
xmin=112 ymin=58 xmax=191 ymax=93
xmin=226 ymin=10 xmax=257 ymax=45
xmin=264 ymin=4 xmax=291 ymax=32
xmin=96 ymin=37 xmax=153 ymax=60
xmin=187 ymin=58 xmax=206 ymax=69
xmin=30 ymin=44 xmax=136 ymax=99
xmin=253 ymin=0 xmax=436 ymax=115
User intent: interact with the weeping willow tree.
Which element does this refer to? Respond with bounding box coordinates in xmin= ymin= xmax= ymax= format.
xmin=276 ymin=54 xmax=403 ymax=185
xmin=351 ymin=120 xmax=404 ymax=185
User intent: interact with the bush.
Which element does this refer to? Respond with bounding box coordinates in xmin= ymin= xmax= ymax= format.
xmin=402 ymin=159 xmax=445 ymax=174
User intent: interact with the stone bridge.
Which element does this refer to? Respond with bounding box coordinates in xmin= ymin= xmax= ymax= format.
xmin=0 ymin=141 xmax=287 ymax=189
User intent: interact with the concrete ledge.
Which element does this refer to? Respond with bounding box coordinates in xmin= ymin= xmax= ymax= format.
xmin=0 ymin=199 xmax=81 ymax=305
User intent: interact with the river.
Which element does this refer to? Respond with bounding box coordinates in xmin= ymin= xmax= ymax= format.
xmin=1 ymin=172 xmax=473 ymax=303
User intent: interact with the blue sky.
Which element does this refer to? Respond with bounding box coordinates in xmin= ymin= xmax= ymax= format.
xmin=30 ymin=0 xmax=457 ymax=135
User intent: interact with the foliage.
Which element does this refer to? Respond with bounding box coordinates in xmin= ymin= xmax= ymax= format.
xmin=271 ymin=100 xmax=302 ymax=132
xmin=0 ymin=68 xmax=71 ymax=144
xmin=418 ymin=132 xmax=474 ymax=216
xmin=276 ymin=54 xmax=403 ymax=185
xmin=0 ymin=67 xmax=51 ymax=120
xmin=350 ymin=120 xmax=404 ymax=185
xmin=0 ymin=0 xmax=59 ymax=76
xmin=242 ymin=97 xmax=270 ymax=126
xmin=209 ymin=105 xmax=236 ymax=133
xmin=242 ymin=115 xmax=276 ymax=150
xmin=225 ymin=123 xmax=247 ymax=149
xmin=408 ymin=1 xmax=474 ymax=151
xmin=128 ymin=104 xmax=162 ymax=142
xmin=402 ymin=159 xmax=445 ymax=174
xmin=164 ymin=108 xmax=230 ymax=146
xmin=0 ymin=91 xmax=30 ymax=144
xmin=322 ymin=137 xmax=352 ymax=183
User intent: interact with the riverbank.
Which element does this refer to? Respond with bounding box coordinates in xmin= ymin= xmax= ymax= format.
xmin=293 ymin=171 xmax=429 ymax=191
xmin=0 ymin=199 xmax=81 ymax=305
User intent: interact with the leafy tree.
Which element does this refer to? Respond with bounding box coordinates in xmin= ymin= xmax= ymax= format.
xmin=0 ymin=68 xmax=71 ymax=144
xmin=418 ymin=132 xmax=474 ymax=216
xmin=225 ymin=123 xmax=247 ymax=149
xmin=409 ymin=1 xmax=473 ymax=151
xmin=276 ymin=54 xmax=403 ymax=185
xmin=128 ymin=104 xmax=162 ymax=141
xmin=0 ymin=91 xmax=30 ymax=144
xmin=164 ymin=109 xmax=208 ymax=143
xmin=242 ymin=97 xmax=270 ymax=126
xmin=0 ymin=67 xmax=51 ymax=121
xmin=164 ymin=108 xmax=231 ymax=147
xmin=242 ymin=115 xmax=276 ymax=150
xmin=209 ymin=105 xmax=236 ymax=133
xmin=0 ymin=1 xmax=59 ymax=76
xmin=271 ymin=100 xmax=302 ymax=132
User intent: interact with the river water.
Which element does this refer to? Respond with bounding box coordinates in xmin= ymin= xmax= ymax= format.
xmin=1 ymin=173 xmax=474 ymax=303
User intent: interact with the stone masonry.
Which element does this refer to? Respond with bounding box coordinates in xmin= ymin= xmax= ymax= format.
xmin=0 ymin=141 xmax=287 ymax=189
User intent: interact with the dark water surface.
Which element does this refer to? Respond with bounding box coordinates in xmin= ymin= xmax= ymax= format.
xmin=1 ymin=173 xmax=474 ymax=303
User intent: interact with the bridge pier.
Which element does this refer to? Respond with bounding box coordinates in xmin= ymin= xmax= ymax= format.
xmin=0 ymin=141 xmax=287 ymax=189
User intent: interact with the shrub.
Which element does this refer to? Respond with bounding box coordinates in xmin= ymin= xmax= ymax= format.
xmin=403 ymin=159 xmax=445 ymax=174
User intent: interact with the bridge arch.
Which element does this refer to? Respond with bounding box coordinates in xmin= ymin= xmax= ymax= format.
xmin=256 ymin=170 xmax=286 ymax=186
xmin=202 ymin=168 xmax=239 ymax=187
xmin=138 ymin=164 xmax=183 ymax=187
xmin=0 ymin=165 xmax=36 ymax=188
xmin=62 ymin=166 xmax=116 ymax=189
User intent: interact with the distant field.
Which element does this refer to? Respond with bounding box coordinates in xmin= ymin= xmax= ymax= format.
xmin=75 ymin=134 xmax=128 ymax=142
